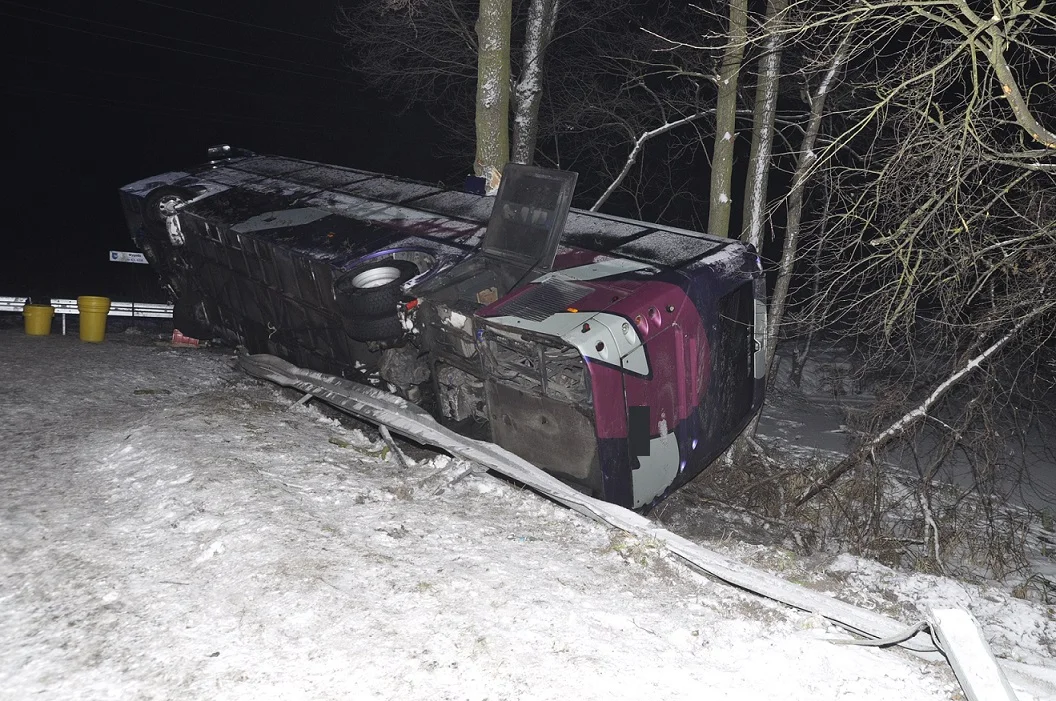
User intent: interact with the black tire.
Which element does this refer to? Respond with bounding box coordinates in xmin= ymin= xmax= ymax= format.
xmin=335 ymin=259 xmax=420 ymax=318
xmin=143 ymin=186 xmax=195 ymax=235
xmin=345 ymin=313 xmax=405 ymax=342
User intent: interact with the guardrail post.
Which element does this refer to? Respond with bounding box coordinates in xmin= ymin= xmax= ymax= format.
xmin=929 ymin=608 xmax=1018 ymax=701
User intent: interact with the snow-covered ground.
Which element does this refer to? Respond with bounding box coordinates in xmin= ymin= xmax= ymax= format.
xmin=0 ymin=327 xmax=1052 ymax=699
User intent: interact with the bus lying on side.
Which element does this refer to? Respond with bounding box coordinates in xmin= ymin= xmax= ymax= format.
xmin=120 ymin=148 xmax=766 ymax=510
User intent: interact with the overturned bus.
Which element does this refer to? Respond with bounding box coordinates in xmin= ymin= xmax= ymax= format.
xmin=120 ymin=149 xmax=766 ymax=510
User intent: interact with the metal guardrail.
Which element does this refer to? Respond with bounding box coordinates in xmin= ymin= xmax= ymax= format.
xmin=239 ymin=352 xmax=1040 ymax=701
xmin=0 ymin=296 xmax=173 ymax=335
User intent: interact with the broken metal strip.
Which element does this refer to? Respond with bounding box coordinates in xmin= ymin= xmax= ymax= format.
xmin=378 ymin=425 xmax=411 ymax=469
xmin=832 ymin=621 xmax=931 ymax=647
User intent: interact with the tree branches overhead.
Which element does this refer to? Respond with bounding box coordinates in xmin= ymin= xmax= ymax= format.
xmin=337 ymin=0 xmax=1056 ymax=512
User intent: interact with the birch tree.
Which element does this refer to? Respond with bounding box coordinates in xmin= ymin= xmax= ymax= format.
xmin=740 ymin=0 xmax=788 ymax=252
xmin=511 ymin=0 xmax=559 ymax=165
xmin=765 ymin=29 xmax=850 ymax=371
xmin=337 ymin=0 xmax=562 ymax=181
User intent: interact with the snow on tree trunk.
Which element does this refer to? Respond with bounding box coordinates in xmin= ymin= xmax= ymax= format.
xmin=741 ymin=0 xmax=787 ymax=252
xmin=511 ymin=0 xmax=559 ymax=165
xmin=708 ymin=0 xmax=749 ymax=238
xmin=474 ymin=0 xmax=513 ymax=194
xmin=766 ymin=33 xmax=849 ymax=372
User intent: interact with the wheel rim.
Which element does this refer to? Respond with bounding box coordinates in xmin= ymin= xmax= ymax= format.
xmin=351 ymin=265 xmax=402 ymax=289
xmin=157 ymin=194 xmax=185 ymax=218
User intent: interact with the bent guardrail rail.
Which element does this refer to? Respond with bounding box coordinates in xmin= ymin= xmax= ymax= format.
xmin=235 ymin=352 xmax=1047 ymax=701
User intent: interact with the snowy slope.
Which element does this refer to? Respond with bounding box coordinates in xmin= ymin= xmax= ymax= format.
xmin=0 ymin=328 xmax=1007 ymax=699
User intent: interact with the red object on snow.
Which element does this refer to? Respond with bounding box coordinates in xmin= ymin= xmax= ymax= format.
xmin=171 ymin=329 xmax=200 ymax=347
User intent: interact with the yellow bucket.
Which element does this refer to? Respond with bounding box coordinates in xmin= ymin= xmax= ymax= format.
xmin=23 ymin=304 xmax=55 ymax=336
xmin=77 ymin=296 xmax=111 ymax=343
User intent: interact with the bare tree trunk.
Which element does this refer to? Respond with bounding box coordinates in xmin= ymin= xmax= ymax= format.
xmin=707 ymin=0 xmax=749 ymax=238
xmin=788 ymin=178 xmax=832 ymax=388
xmin=734 ymin=34 xmax=847 ymax=460
xmin=511 ymin=0 xmax=560 ymax=165
xmin=766 ymin=33 xmax=849 ymax=371
xmin=725 ymin=0 xmax=785 ymax=457
xmin=474 ymin=0 xmax=512 ymax=193
xmin=741 ymin=0 xmax=787 ymax=251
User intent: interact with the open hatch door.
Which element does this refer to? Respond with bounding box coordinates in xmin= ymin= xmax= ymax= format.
xmin=481 ymin=164 xmax=578 ymax=286
xmin=415 ymin=164 xmax=578 ymax=308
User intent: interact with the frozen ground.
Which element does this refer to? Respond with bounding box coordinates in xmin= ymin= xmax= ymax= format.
xmin=0 ymin=327 xmax=1052 ymax=699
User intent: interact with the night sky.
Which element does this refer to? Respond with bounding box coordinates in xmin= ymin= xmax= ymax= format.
xmin=2 ymin=0 xmax=452 ymax=303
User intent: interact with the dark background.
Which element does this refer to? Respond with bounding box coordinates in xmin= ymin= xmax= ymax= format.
xmin=1 ymin=0 xmax=455 ymax=303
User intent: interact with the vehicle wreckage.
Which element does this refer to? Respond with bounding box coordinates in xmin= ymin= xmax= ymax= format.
xmin=120 ymin=148 xmax=766 ymax=510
